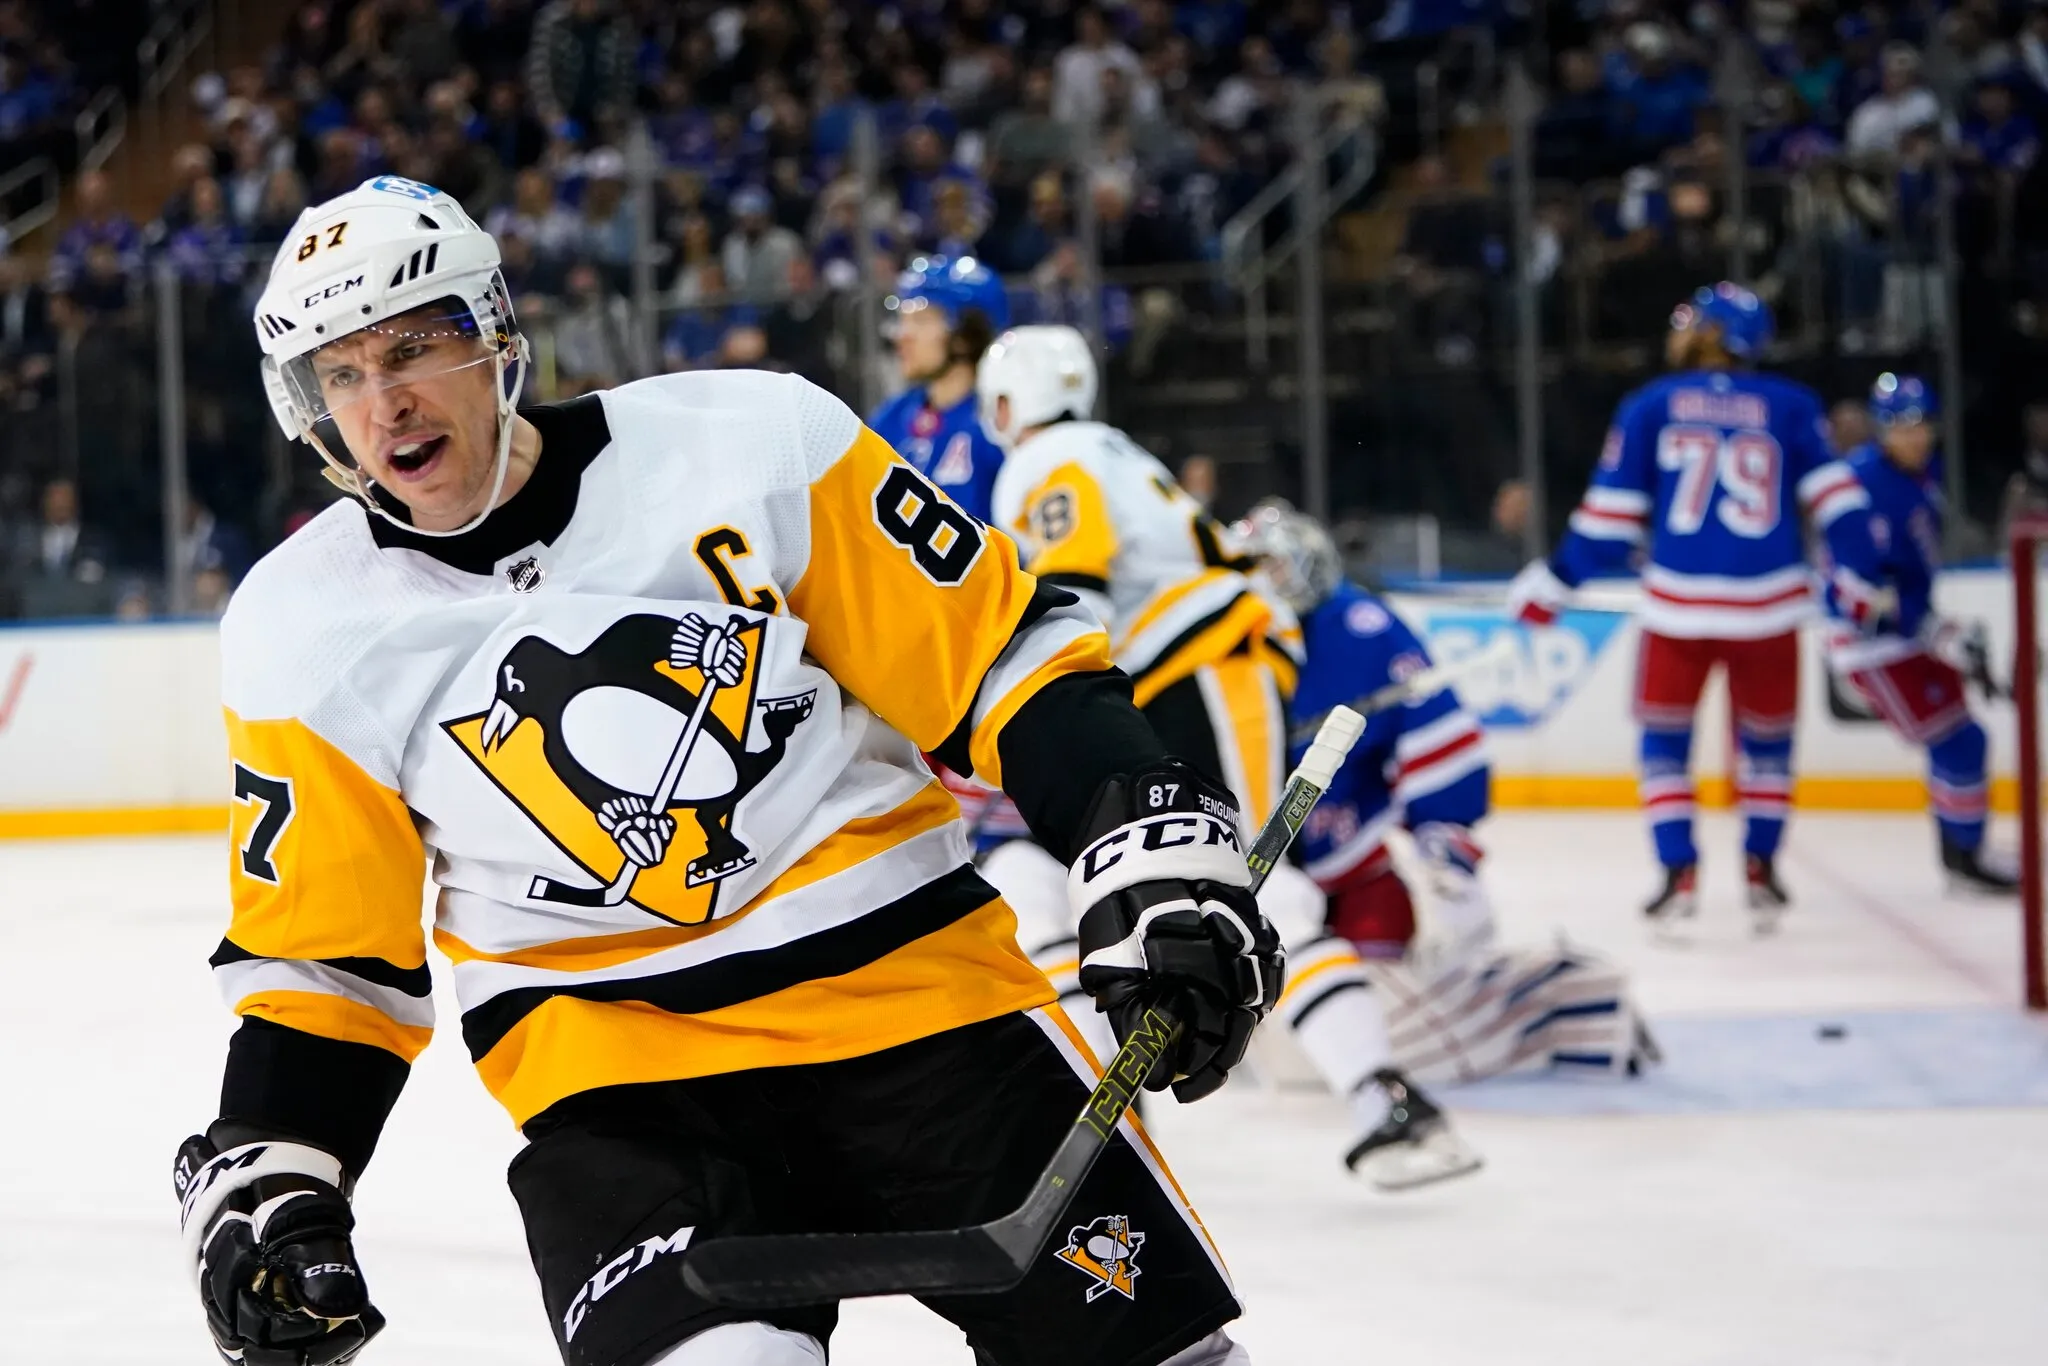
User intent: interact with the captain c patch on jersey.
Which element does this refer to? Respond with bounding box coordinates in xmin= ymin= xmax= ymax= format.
xmin=442 ymin=608 xmax=815 ymax=926
xmin=1053 ymin=1213 xmax=1145 ymax=1303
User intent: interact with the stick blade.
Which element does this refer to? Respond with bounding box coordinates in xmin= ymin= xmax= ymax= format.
xmin=680 ymin=1225 xmax=1023 ymax=1309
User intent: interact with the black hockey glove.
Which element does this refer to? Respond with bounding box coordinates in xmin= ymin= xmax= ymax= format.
xmin=1069 ymin=761 xmax=1283 ymax=1103
xmin=174 ymin=1128 xmax=385 ymax=1366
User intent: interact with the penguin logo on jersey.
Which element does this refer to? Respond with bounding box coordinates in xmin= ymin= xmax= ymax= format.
xmin=1054 ymin=1214 xmax=1145 ymax=1303
xmin=442 ymin=610 xmax=815 ymax=925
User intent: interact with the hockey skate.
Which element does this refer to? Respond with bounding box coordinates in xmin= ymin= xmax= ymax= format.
xmin=1643 ymin=863 xmax=1698 ymax=940
xmin=1941 ymin=839 xmax=2019 ymax=895
xmin=1343 ymin=1069 xmax=1482 ymax=1192
xmin=1745 ymin=854 xmax=1791 ymax=935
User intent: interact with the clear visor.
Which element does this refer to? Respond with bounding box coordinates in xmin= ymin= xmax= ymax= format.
xmin=280 ymin=299 xmax=502 ymax=431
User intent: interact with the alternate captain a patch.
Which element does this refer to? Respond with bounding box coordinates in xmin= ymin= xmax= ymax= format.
xmin=1054 ymin=1214 xmax=1145 ymax=1303
xmin=443 ymin=610 xmax=815 ymax=925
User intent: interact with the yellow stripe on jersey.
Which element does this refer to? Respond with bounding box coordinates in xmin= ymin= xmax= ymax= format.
xmin=1014 ymin=460 xmax=1119 ymax=586
xmin=1118 ymin=568 xmax=1236 ymax=644
xmin=1194 ymin=654 xmax=1287 ymax=827
xmin=475 ymin=897 xmax=1055 ymax=1126
xmin=790 ymin=426 xmax=1043 ymax=751
xmin=1127 ymin=587 xmax=1272 ymax=708
xmin=223 ymin=710 xmax=428 ymax=970
xmin=433 ymin=779 xmax=965 ymax=975
xmin=1256 ymin=636 xmax=1301 ymax=699
xmin=231 ymin=988 xmax=435 ymax=1062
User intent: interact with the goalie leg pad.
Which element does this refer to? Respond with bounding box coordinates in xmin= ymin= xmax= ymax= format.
xmin=1365 ymin=944 xmax=1648 ymax=1085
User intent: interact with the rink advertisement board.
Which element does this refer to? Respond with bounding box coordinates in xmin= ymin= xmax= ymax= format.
xmin=0 ymin=569 xmax=2034 ymax=835
xmin=0 ymin=621 xmax=228 ymax=836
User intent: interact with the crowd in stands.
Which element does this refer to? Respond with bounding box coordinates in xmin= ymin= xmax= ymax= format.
xmin=1516 ymin=0 xmax=2047 ymax=355
xmin=6 ymin=0 xmax=2048 ymax=617
xmin=1 ymin=0 xmax=1380 ymax=615
xmin=0 ymin=1 xmax=149 ymax=198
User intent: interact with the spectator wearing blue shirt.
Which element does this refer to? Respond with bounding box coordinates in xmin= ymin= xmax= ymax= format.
xmin=0 ymin=48 xmax=57 ymax=154
xmin=809 ymin=58 xmax=866 ymax=176
xmin=1608 ymin=23 xmax=1710 ymax=162
xmin=647 ymin=72 xmax=713 ymax=169
xmin=895 ymin=123 xmax=981 ymax=242
xmin=879 ymin=63 xmax=958 ymax=151
xmin=1747 ymin=83 xmax=1842 ymax=171
xmin=48 ymin=172 xmax=141 ymax=297
xmin=164 ymin=179 xmax=247 ymax=288
xmin=1961 ymin=78 xmax=2040 ymax=175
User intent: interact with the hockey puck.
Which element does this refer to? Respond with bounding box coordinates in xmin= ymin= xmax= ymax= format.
xmin=1817 ymin=1024 xmax=1847 ymax=1041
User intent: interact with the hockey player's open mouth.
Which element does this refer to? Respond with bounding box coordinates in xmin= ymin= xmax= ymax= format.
xmin=382 ymin=433 xmax=448 ymax=480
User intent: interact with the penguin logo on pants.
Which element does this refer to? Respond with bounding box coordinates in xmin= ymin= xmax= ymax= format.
xmin=442 ymin=610 xmax=814 ymax=925
xmin=1053 ymin=1214 xmax=1145 ymax=1303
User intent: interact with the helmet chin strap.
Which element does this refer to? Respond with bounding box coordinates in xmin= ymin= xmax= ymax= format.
xmin=310 ymin=342 xmax=525 ymax=539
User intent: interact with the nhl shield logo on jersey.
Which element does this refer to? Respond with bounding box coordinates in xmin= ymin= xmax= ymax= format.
xmin=442 ymin=609 xmax=815 ymax=925
xmin=1053 ymin=1214 xmax=1145 ymax=1303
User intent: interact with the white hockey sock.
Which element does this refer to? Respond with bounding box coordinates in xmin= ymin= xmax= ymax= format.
xmin=981 ymin=839 xmax=1118 ymax=1063
xmin=1274 ymin=932 xmax=1394 ymax=1108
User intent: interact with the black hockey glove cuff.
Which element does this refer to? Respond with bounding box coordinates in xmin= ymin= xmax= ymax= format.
xmin=1068 ymin=761 xmax=1283 ymax=1103
xmin=174 ymin=1127 xmax=384 ymax=1366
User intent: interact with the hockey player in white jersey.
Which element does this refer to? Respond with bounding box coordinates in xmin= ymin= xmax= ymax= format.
xmin=974 ymin=325 xmax=1469 ymax=1187
xmin=171 ymin=177 xmax=1279 ymax=1366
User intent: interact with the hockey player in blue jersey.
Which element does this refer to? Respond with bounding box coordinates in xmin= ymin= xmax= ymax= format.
xmin=1237 ymin=510 xmax=1493 ymax=960
xmin=1508 ymin=282 xmax=1870 ymax=931
xmin=1232 ymin=500 xmax=1487 ymax=1185
xmin=1822 ymin=374 xmax=2017 ymax=892
xmin=869 ymin=254 xmax=1009 ymax=522
xmin=1244 ymin=501 xmax=1660 ymax=1089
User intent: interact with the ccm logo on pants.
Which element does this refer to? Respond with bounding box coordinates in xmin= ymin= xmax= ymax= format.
xmin=564 ymin=1225 xmax=697 ymax=1343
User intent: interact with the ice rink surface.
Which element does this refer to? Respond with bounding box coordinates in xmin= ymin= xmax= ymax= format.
xmin=5 ymin=811 xmax=2045 ymax=1365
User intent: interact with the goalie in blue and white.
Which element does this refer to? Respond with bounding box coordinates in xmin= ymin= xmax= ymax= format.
xmin=1236 ymin=500 xmax=1658 ymax=1084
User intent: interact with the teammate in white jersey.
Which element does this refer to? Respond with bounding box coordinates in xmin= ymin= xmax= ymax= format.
xmin=171 ymin=178 xmax=1281 ymax=1366
xmin=973 ymin=326 xmax=1469 ymax=1187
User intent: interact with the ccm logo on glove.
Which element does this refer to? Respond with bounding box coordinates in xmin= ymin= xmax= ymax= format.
xmin=1076 ymin=812 xmax=1242 ymax=882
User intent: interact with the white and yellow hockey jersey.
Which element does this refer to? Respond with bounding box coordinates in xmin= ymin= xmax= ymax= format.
xmin=989 ymin=420 xmax=1299 ymax=708
xmin=215 ymin=371 xmax=1111 ymax=1126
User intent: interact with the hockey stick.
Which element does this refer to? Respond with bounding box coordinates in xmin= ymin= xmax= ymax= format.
xmin=678 ymin=706 xmax=1367 ymax=1309
xmin=528 ymin=616 xmax=743 ymax=908
xmin=1286 ymin=631 xmax=1517 ymax=746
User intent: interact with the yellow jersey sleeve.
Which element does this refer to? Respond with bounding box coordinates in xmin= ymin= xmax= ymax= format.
xmin=786 ymin=389 xmax=1115 ymax=791
xmin=216 ymin=704 xmax=433 ymax=1062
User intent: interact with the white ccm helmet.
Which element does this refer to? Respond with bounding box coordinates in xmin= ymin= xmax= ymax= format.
xmin=976 ymin=324 xmax=1098 ymax=450
xmin=252 ymin=175 xmax=526 ymax=537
